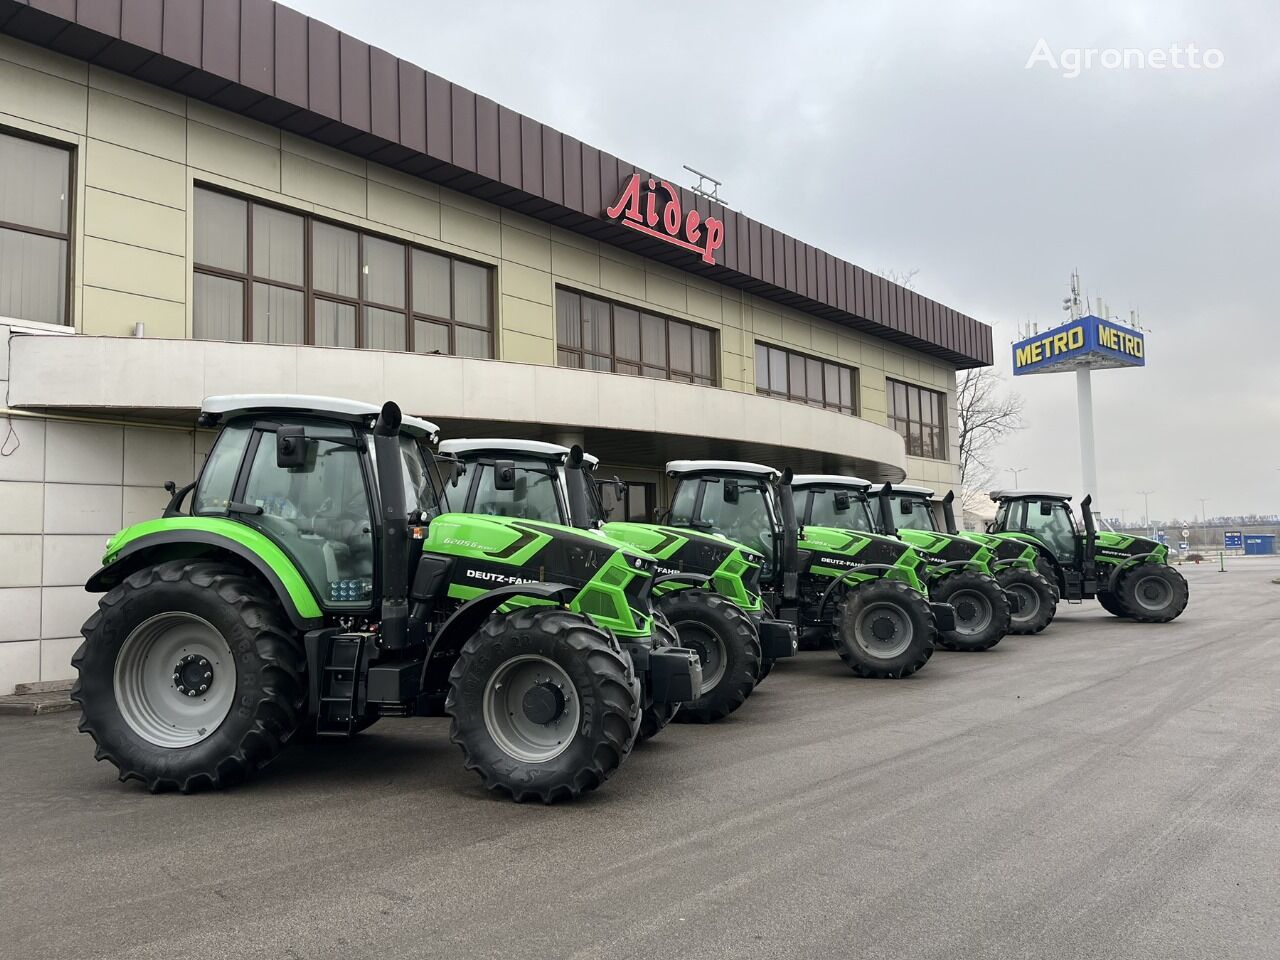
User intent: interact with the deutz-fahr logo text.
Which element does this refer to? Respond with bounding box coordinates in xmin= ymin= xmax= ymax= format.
xmin=605 ymin=174 xmax=725 ymax=265
xmin=466 ymin=569 xmax=533 ymax=585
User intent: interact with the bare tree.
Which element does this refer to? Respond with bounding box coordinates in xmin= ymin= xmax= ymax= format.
xmin=956 ymin=367 xmax=1024 ymax=505
xmin=880 ymin=267 xmax=920 ymax=289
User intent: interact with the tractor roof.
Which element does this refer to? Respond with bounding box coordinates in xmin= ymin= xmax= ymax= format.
xmin=989 ymin=489 xmax=1072 ymax=502
xmin=889 ymin=484 xmax=937 ymax=498
xmin=666 ymin=459 xmax=778 ymax=480
xmin=202 ymin=394 xmax=439 ymax=439
xmin=790 ymin=474 xmax=872 ymax=490
xmin=437 ymin=438 xmax=599 ymax=466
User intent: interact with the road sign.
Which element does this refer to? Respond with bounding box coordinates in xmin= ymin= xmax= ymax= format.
xmin=1182 ymin=527 xmax=1190 ymax=539
xmin=1156 ymin=532 xmax=1168 ymax=544
xmin=1179 ymin=541 xmax=1189 ymax=551
xmin=1224 ymin=530 xmax=1244 ymax=549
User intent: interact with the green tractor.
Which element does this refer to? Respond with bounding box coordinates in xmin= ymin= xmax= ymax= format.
xmin=435 ymin=438 xmax=795 ymax=727
xmin=663 ymin=461 xmax=955 ymax=679
xmin=986 ymin=490 xmax=1189 ymax=622
xmin=786 ymin=478 xmax=1011 ymax=652
xmin=72 ymin=396 xmax=701 ymax=803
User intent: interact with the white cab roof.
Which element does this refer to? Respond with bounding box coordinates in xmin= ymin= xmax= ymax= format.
xmin=666 ymin=459 xmax=779 ymax=479
xmin=202 ymin=395 xmax=439 ymax=438
xmin=990 ymin=489 xmax=1072 ymax=501
xmin=438 ymin=438 xmax=599 ymax=466
xmin=790 ymin=474 xmax=872 ymax=490
xmin=889 ymin=484 xmax=936 ymax=498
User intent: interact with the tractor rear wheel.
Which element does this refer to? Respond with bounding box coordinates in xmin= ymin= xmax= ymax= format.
xmin=660 ymin=590 xmax=760 ymax=723
xmin=833 ymin=580 xmax=935 ymax=678
xmin=1095 ymin=589 xmax=1131 ymax=618
xmin=1034 ymin=557 xmax=1061 ymax=600
xmin=932 ymin=571 xmax=1011 ymax=651
xmin=997 ymin=567 xmax=1057 ymax=635
xmin=636 ymin=613 xmax=680 ymax=744
xmin=72 ymin=560 xmax=304 ymax=793
xmin=1116 ymin=564 xmax=1189 ymax=623
xmin=757 ymin=657 xmax=774 ymax=682
xmin=447 ymin=608 xmax=640 ymax=803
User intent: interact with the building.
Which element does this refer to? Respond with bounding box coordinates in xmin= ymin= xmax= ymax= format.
xmin=0 ymin=0 xmax=994 ymax=693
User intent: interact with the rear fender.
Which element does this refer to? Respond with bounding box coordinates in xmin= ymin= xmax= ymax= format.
xmin=1105 ymin=552 xmax=1164 ymax=594
xmin=816 ymin=564 xmax=911 ymax=619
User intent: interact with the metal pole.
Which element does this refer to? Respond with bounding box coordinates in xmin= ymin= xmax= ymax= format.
xmin=1077 ymin=366 xmax=1098 ymax=519
xmin=1138 ymin=490 xmax=1153 ymax=534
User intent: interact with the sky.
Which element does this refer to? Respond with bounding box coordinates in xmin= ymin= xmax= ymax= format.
xmin=291 ymin=0 xmax=1279 ymax=523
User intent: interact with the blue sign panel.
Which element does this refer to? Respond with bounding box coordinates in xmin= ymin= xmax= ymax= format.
xmin=1012 ymin=315 xmax=1145 ymax=376
xmin=1224 ymin=530 xmax=1243 ymax=549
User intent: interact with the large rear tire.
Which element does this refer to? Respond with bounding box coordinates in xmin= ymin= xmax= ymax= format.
xmin=833 ymin=579 xmax=935 ymax=678
xmin=932 ymin=571 xmax=1011 ymax=651
xmin=447 ymin=608 xmax=640 ymax=803
xmin=72 ymin=560 xmax=304 ymax=793
xmin=1096 ymin=589 xmax=1130 ymax=618
xmin=997 ymin=567 xmax=1057 ymax=635
xmin=660 ymin=590 xmax=760 ymax=723
xmin=1116 ymin=564 xmax=1189 ymax=623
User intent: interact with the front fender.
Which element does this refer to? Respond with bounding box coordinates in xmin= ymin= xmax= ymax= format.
xmin=87 ymin=519 xmax=324 ymax=629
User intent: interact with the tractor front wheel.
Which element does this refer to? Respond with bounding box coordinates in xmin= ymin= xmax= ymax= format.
xmin=660 ymin=590 xmax=760 ymax=723
xmin=932 ymin=571 xmax=1011 ymax=651
xmin=72 ymin=560 xmax=304 ymax=793
xmin=447 ymin=608 xmax=640 ymax=803
xmin=1116 ymin=564 xmax=1189 ymax=623
xmin=833 ymin=580 xmax=935 ymax=678
xmin=997 ymin=567 xmax=1057 ymax=635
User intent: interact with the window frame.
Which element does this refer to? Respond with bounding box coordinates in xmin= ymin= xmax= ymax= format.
xmin=554 ymin=286 xmax=718 ymax=386
xmin=0 ymin=125 xmax=75 ymax=327
xmin=886 ymin=377 xmax=949 ymax=460
xmin=754 ymin=340 xmax=858 ymax=417
xmin=192 ymin=185 xmax=494 ymax=356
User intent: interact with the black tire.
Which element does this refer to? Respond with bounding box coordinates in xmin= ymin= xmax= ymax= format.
xmin=1034 ymin=556 xmax=1061 ymax=600
xmin=997 ymin=567 xmax=1057 ymax=635
xmin=1116 ymin=564 xmax=1189 ymax=623
xmin=71 ymin=560 xmax=304 ymax=793
xmin=636 ymin=613 xmax=680 ymax=744
xmin=1096 ymin=589 xmax=1131 ymax=618
xmin=833 ymin=579 xmax=935 ymax=678
xmin=660 ymin=589 xmax=760 ymax=723
xmin=931 ymin=570 xmax=1011 ymax=652
xmin=446 ymin=608 xmax=640 ymax=803
xmin=757 ymin=657 xmax=775 ymax=682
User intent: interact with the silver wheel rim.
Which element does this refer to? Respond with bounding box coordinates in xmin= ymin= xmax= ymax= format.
xmin=1133 ymin=575 xmax=1173 ymax=612
xmin=482 ymin=655 xmax=580 ymax=763
xmin=1008 ymin=583 xmax=1040 ymax=622
xmin=113 ymin=612 xmax=236 ymax=748
xmin=949 ymin=589 xmax=993 ymax=636
xmin=853 ymin=602 xmax=914 ymax=659
xmin=673 ymin=622 xmax=727 ymax=695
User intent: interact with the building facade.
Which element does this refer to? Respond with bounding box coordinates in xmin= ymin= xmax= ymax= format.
xmin=0 ymin=0 xmax=993 ymax=693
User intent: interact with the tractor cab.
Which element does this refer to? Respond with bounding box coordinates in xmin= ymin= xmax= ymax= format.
xmin=988 ymin=490 xmax=1093 ymax=595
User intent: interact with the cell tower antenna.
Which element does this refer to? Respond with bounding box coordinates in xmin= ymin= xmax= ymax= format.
xmin=683 ymin=165 xmax=725 ymax=205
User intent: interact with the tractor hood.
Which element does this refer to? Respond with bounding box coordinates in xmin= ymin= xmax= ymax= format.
xmin=800 ymin=525 xmax=914 ymax=568
xmin=1095 ymin=531 xmax=1162 ymax=560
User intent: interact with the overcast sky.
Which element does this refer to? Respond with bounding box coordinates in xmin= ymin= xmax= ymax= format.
xmin=292 ymin=0 xmax=1278 ymax=523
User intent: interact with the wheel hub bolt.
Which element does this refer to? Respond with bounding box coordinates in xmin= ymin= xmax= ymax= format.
xmin=173 ymin=654 xmax=214 ymax=696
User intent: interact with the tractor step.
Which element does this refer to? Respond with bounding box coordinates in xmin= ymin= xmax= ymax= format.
xmin=315 ymin=632 xmax=372 ymax=736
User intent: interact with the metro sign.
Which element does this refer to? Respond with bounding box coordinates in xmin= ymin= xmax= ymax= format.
xmin=605 ymin=174 xmax=725 ymax=265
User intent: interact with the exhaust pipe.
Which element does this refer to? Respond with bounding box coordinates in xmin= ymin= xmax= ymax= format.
xmin=373 ymin=402 xmax=409 ymax=649
xmin=563 ymin=445 xmax=594 ymax=529
xmin=778 ymin=468 xmax=800 ymax=602
xmin=877 ymin=482 xmax=898 ymax=537
xmin=942 ymin=490 xmax=958 ymax=535
xmin=1080 ymin=493 xmax=1097 ymax=566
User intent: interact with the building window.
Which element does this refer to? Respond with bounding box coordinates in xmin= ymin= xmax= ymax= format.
xmin=0 ymin=130 xmax=72 ymax=326
xmin=887 ymin=378 xmax=947 ymax=459
xmin=555 ymin=288 xmax=716 ymax=385
xmin=192 ymin=186 xmax=493 ymax=356
xmin=754 ymin=342 xmax=857 ymax=416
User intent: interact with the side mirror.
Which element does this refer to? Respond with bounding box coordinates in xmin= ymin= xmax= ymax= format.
xmin=985 ymin=521 xmax=995 ymax=533
xmin=833 ymin=492 xmax=850 ymax=512
xmin=494 ymin=460 xmax=517 ymax=491
xmin=899 ymin=497 xmax=913 ymax=516
xmin=723 ymin=479 xmax=740 ymax=503
xmin=276 ymin=426 xmax=308 ymax=469
xmin=1039 ymin=501 xmax=1053 ymax=516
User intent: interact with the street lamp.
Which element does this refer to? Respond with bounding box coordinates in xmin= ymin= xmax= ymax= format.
xmin=1138 ymin=490 xmax=1154 ymax=535
xmin=1197 ymin=498 xmax=1210 ymax=546
xmin=1008 ymin=467 xmax=1028 ymax=489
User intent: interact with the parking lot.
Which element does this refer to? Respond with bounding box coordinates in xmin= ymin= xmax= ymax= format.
xmin=2 ymin=557 xmax=1277 ymax=960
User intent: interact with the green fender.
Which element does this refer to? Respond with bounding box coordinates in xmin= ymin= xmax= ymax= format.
xmin=86 ymin=517 xmax=323 ymax=628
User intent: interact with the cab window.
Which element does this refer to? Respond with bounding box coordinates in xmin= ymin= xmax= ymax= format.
xmin=469 ymin=462 xmax=562 ymax=523
xmin=694 ymin=479 xmax=777 ymax=565
xmin=806 ymin=490 xmax=875 ymax=532
xmin=893 ymin=496 xmax=937 ymax=532
xmin=239 ymin=424 xmax=374 ymax=605
xmin=1023 ymin=499 xmax=1078 ymax=562
xmin=193 ymin=423 xmax=251 ymax=515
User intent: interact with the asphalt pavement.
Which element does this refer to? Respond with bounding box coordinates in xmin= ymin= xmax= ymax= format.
xmin=2 ymin=557 xmax=1277 ymax=960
